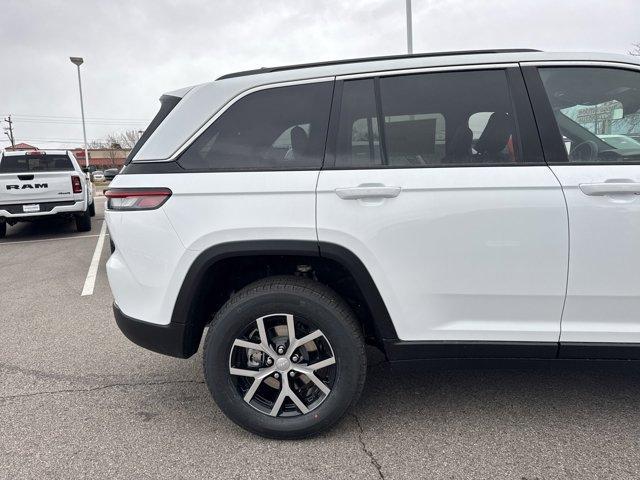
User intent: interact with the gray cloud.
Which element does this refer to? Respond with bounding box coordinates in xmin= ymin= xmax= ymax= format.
xmin=1 ymin=0 xmax=639 ymax=148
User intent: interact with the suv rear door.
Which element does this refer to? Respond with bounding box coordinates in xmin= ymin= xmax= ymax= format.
xmin=0 ymin=153 xmax=78 ymax=204
xmin=523 ymin=64 xmax=640 ymax=351
xmin=316 ymin=66 xmax=568 ymax=349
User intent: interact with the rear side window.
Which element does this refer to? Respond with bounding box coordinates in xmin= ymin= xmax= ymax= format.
xmin=0 ymin=155 xmax=74 ymax=173
xmin=538 ymin=67 xmax=640 ymax=163
xmin=127 ymin=94 xmax=181 ymax=164
xmin=178 ymin=82 xmax=334 ymax=171
xmin=333 ymin=70 xmax=522 ymax=168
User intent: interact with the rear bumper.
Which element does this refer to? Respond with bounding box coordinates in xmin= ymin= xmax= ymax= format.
xmin=113 ymin=303 xmax=193 ymax=358
xmin=0 ymin=200 xmax=86 ymax=219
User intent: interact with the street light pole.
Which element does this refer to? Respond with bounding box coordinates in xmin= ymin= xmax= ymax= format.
xmin=70 ymin=57 xmax=89 ymax=169
xmin=406 ymin=0 xmax=413 ymax=54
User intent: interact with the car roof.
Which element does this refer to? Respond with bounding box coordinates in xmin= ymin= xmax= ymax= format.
xmin=216 ymin=48 xmax=542 ymax=80
xmin=163 ymin=50 xmax=640 ymax=97
xmin=135 ymin=50 xmax=640 ymax=162
xmin=186 ymin=50 xmax=640 ymax=93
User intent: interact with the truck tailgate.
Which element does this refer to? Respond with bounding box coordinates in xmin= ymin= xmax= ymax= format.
xmin=0 ymin=172 xmax=78 ymax=204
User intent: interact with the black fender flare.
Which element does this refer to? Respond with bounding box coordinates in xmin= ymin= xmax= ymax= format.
xmin=171 ymin=240 xmax=398 ymax=357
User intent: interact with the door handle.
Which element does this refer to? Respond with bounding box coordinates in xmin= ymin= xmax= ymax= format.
xmin=579 ymin=182 xmax=640 ymax=196
xmin=334 ymin=185 xmax=401 ymax=200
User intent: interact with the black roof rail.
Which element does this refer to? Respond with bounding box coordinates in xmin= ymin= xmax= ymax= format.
xmin=217 ymin=49 xmax=542 ymax=80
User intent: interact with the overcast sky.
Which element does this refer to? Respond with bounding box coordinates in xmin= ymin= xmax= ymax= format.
xmin=1 ymin=0 xmax=639 ymax=150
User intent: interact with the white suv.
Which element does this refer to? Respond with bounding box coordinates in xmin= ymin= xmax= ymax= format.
xmin=105 ymin=49 xmax=640 ymax=438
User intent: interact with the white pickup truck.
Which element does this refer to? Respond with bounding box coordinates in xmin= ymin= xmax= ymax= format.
xmin=0 ymin=150 xmax=94 ymax=238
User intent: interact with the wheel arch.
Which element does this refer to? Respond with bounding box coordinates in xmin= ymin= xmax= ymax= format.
xmin=172 ymin=240 xmax=398 ymax=358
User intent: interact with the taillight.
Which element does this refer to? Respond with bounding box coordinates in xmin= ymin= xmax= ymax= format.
xmin=104 ymin=188 xmax=172 ymax=211
xmin=71 ymin=175 xmax=83 ymax=193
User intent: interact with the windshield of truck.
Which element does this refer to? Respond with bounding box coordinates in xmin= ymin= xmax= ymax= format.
xmin=0 ymin=154 xmax=75 ymax=173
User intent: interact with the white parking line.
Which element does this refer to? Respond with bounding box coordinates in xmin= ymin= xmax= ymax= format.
xmin=0 ymin=233 xmax=108 ymax=246
xmin=81 ymin=221 xmax=108 ymax=296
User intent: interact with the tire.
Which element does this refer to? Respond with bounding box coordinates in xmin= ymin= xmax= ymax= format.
xmin=0 ymin=222 xmax=6 ymax=239
xmin=89 ymin=201 xmax=96 ymax=217
xmin=75 ymin=209 xmax=92 ymax=232
xmin=203 ymin=275 xmax=366 ymax=439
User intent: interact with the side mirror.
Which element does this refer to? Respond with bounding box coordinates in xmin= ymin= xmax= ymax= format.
xmin=82 ymin=167 xmax=90 ymax=173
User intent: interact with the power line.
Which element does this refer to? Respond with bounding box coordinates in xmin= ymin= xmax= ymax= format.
xmin=1 ymin=137 xmax=136 ymax=144
xmin=11 ymin=119 xmax=149 ymax=126
xmin=8 ymin=138 xmax=85 ymax=142
xmin=3 ymin=113 xmax=151 ymax=122
xmin=3 ymin=141 xmax=84 ymax=146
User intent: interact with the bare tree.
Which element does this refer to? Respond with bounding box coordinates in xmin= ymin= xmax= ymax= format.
xmin=104 ymin=141 xmax=120 ymax=167
xmin=87 ymin=130 xmax=143 ymax=167
xmin=630 ymin=43 xmax=640 ymax=56
xmin=88 ymin=139 xmax=107 ymax=148
xmin=104 ymin=130 xmax=143 ymax=149
xmin=90 ymin=130 xmax=143 ymax=150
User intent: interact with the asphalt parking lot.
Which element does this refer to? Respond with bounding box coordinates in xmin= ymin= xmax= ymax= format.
xmin=3 ymin=198 xmax=640 ymax=479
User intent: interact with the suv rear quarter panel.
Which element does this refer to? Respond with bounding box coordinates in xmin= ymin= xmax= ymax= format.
xmin=106 ymin=170 xmax=319 ymax=325
xmin=106 ymin=176 xmax=197 ymax=325
xmin=146 ymin=171 xmax=320 ymax=251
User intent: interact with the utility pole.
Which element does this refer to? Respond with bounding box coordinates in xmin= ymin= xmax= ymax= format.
xmin=69 ymin=57 xmax=89 ymax=169
xmin=406 ymin=0 xmax=413 ymax=54
xmin=3 ymin=116 xmax=15 ymax=148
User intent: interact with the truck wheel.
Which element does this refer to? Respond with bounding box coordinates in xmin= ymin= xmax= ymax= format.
xmin=89 ymin=201 xmax=96 ymax=217
xmin=203 ymin=275 xmax=367 ymax=439
xmin=75 ymin=210 xmax=92 ymax=232
xmin=0 ymin=222 xmax=6 ymax=239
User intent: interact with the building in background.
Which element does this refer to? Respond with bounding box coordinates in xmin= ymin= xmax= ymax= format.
xmin=71 ymin=148 xmax=129 ymax=169
xmin=5 ymin=142 xmax=38 ymax=151
xmin=565 ymin=101 xmax=640 ymax=140
xmin=1 ymin=143 xmax=129 ymax=169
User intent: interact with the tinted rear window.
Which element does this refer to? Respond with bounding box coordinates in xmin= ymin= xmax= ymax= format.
xmin=333 ymin=70 xmax=521 ymax=168
xmin=0 ymin=155 xmax=74 ymax=173
xmin=178 ymin=82 xmax=334 ymax=171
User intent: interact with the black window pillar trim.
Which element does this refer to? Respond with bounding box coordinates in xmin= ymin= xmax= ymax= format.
xmin=506 ymin=67 xmax=546 ymax=165
xmin=519 ymin=65 xmax=569 ymax=164
xmin=319 ymin=79 xmax=338 ymax=170
xmin=373 ymin=76 xmax=389 ymax=166
xmin=322 ymin=80 xmax=343 ymax=169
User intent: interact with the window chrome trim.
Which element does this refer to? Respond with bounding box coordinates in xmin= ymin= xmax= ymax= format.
xmin=335 ymin=62 xmax=519 ymax=80
xmin=521 ymin=60 xmax=640 ymax=71
xmin=134 ymin=76 xmax=335 ymax=163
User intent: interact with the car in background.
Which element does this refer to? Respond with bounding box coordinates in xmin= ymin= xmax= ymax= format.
xmin=0 ymin=150 xmax=94 ymax=237
xmin=104 ymin=168 xmax=119 ymax=181
xmin=91 ymin=170 xmax=105 ymax=182
xmin=598 ymin=134 xmax=640 ymax=150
